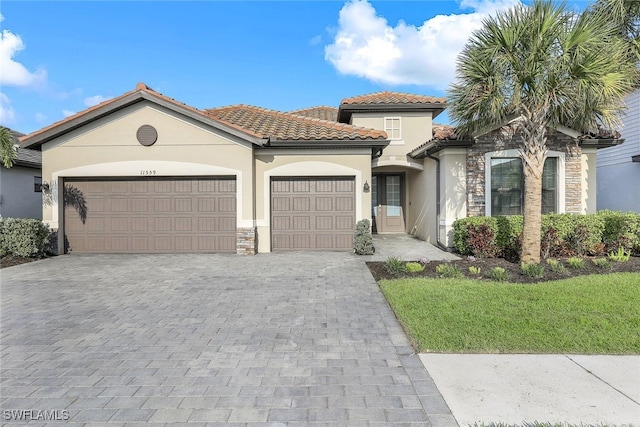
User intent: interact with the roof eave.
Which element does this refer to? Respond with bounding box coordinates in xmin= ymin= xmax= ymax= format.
xmin=579 ymin=138 xmax=624 ymax=149
xmin=266 ymin=138 xmax=390 ymax=149
xmin=337 ymin=103 xmax=447 ymax=123
xmin=14 ymin=160 xmax=42 ymax=169
xmin=410 ymin=139 xmax=473 ymax=159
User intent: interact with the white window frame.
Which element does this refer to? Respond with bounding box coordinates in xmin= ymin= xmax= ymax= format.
xmin=384 ymin=117 xmax=402 ymax=143
xmin=484 ymin=149 xmax=565 ymax=216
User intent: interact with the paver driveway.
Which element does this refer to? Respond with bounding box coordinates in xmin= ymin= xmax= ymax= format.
xmin=1 ymin=253 xmax=456 ymax=426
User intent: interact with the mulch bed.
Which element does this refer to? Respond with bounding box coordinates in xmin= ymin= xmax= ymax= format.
xmin=0 ymin=255 xmax=47 ymax=269
xmin=367 ymin=255 xmax=640 ymax=284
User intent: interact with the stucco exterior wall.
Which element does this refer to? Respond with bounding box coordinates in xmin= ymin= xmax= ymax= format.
xmin=40 ymin=102 xmax=255 ymax=231
xmin=254 ymin=149 xmax=371 ymax=253
xmin=406 ymin=160 xmax=437 ymax=243
xmin=438 ymin=149 xmax=467 ymax=247
xmin=350 ymin=112 xmax=432 ymax=163
xmin=0 ymin=165 xmax=42 ymax=219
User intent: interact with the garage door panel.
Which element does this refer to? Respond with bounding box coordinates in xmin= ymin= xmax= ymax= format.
xmin=64 ymin=177 xmax=236 ymax=253
xmin=271 ymin=177 xmax=355 ymax=251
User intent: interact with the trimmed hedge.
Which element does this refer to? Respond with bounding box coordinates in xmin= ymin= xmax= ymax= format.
xmin=453 ymin=211 xmax=640 ymax=260
xmin=0 ymin=218 xmax=51 ymax=257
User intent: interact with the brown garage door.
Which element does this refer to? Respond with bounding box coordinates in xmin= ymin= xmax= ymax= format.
xmin=64 ymin=177 xmax=236 ymax=253
xmin=271 ymin=177 xmax=355 ymax=251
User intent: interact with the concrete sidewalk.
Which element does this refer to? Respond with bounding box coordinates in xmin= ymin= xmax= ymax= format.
xmin=420 ymin=354 xmax=640 ymax=426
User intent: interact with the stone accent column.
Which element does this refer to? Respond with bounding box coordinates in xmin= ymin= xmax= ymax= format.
xmin=564 ymin=144 xmax=583 ymax=213
xmin=236 ymin=227 xmax=257 ymax=255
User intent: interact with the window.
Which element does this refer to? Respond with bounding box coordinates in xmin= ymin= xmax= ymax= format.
xmin=34 ymin=176 xmax=42 ymax=193
xmin=489 ymin=157 xmax=558 ymax=216
xmin=384 ymin=117 xmax=401 ymax=140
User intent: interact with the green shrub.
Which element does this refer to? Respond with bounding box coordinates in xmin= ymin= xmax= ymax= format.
xmin=468 ymin=266 xmax=481 ymax=276
xmin=435 ymin=263 xmax=462 ymax=279
xmin=592 ymin=258 xmax=612 ymax=269
xmin=566 ymin=257 xmax=586 ymax=269
xmin=598 ymin=210 xmax=640 ymax=255
xmin=405 ymin=262 xmax=425 ymax=273
xmin=453 ymin=216 xmax=498 ymax=256
xmin=547 ymin=259 xmax=568 ymax=275
xmin=521 ymin=262 xmax=544 ymax=279
xmin=489 ymin=267 xmax=509 ymax=282
xmin=495 ymin=215 xmax=523 ymax=260
xmin=0 ymin=218 xmax=51 ymax=257
xmin=608 ymin=247 xmax=631 ymax=263
xmin=384 ymin=256 xmax=406 ymax=275
xmin=354 ymin=219 xmax=374 ymax=255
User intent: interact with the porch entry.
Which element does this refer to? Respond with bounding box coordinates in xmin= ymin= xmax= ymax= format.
xmin=372 ymin=173 xmax=406 ymax=233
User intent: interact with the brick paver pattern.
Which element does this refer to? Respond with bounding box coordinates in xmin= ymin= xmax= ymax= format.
xmin=1 ymin=253 xmax=457 ymax=426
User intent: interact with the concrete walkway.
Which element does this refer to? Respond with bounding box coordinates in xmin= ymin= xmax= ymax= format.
xmin=369 ymin=234 xmax=459 ymax=262
xmin=1 ymin=253 xmax=456 ymax=426
xmin=421 ymin=354 xmax=640 ymax=426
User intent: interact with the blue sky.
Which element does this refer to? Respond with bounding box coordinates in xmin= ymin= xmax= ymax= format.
xmin=1 ymin=0 xmax=589 ymax=134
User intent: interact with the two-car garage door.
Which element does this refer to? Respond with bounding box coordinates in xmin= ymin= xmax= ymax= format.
xmin=271 ymin=177 xmax=355 ymax=251
xmin=64 ymin=177 xmax=236 ymax=253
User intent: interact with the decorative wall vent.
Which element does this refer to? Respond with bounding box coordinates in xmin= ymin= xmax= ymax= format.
xmin=136 ymin=125 xmax=158 ymax=146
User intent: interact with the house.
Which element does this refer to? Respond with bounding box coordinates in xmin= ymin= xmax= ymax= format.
xmin=0 ymin=128 xmax=43 ymax=219
xmin=20 ymin=83 xmax=620 ymax=254
xmin=596 ymin=90 xmax=640 ymax=212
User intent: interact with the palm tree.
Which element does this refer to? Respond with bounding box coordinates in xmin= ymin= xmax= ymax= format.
xmin=447 ymin=0 xmax=637 ymax=264
xmin=0 ymin=126 xmax=18 ymax=168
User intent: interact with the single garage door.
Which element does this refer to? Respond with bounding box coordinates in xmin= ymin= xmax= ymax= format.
xmin=64 ymin=177 xmax=236 ymax=253
xmin=271 ymin=177 xmax=355 ymax=251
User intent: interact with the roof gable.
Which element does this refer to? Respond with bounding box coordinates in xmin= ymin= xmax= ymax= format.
xmin=20 ymin=83 xmax=268 ymax=149
xmin=338 ymin=91 xmax=447 ymax=123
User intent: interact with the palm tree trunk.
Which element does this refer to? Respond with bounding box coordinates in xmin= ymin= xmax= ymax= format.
xmin=520 ymin=114 xmax=547 ymax=265
xmin=522 ymin=161 xmax=544 ymax=264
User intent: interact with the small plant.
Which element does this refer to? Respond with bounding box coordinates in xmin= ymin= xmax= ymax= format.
xmin=384 ymin=256 xmax=406 ymax=275
xmin=547 ymin=259 xmax=568 ymax=275
xmin=592 ymin=258 xmax=612 ymax=269
xmin=353 ymin=219 xmax=375 ymax=255
xmin=489 ymin=267 xmax=509 ymax=282
xmin=566 ymin=257 xmax=586 ymax=269
xmin=435 ymin=263 xmax=462 ymax=279
xmin=608 ymin=247 xmax=631 ymax=263
xmin=468 ymin=266 xmax=481 ymax=276
xmin=521 ymin=262 xmax=545 ymax=279
xmin=406 ymin=262 xmax=425 ymax=273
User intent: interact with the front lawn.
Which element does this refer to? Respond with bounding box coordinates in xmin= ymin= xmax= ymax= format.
xmin=379 ymin=273 xmax=640 ymax=354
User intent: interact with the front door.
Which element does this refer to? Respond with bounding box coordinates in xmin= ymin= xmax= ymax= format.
xmin=372 ymin=174 xmax=405 ymax=233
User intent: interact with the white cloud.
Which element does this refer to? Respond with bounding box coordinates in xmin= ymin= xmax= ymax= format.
xmin=309 ymin=35 xmax=323 ymax=46
xmin=35 ymin=112 xmax=48 ymax=124
xmin=62 ymin=110 xmax=76 ymax=118
xmin=0 ymin=29 xmax=47 ymax=87
xmin=324 ymin=0 xmax=520 ymax=89
xmin=84 ymin=95 xmax=109 ymax=107
xmin=0 ymin=92 xmax=16 ymax=125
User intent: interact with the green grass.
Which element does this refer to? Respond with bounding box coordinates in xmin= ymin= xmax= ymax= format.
xmin=379 ymin=273 xmax=640 ymax=354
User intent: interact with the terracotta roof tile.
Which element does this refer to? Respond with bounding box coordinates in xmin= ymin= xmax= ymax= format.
xmin=341 ymin=91 xmax=446 ymax=105
xmin=289 ymin=106 xmax=338 ymax=122
xmin=205 ymin=105 xmax=386 ymax=141
xmin=432 ymin=123 xmax=460 ymax=140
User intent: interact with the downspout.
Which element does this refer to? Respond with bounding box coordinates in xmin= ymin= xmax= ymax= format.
xmin=425 ymin=152 xmax=447 ymax=250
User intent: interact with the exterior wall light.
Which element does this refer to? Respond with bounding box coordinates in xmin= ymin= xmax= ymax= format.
xmin=363 ymin=180 xmax=370 ymax=193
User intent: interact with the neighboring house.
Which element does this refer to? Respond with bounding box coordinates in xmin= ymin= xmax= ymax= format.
xmin=596 ymin=90 xmax=640 ymax=212
xmin=0 ymin=129 xmax=43 ymax=219
xmin=20 ymin=83 xmax=620 ymax=254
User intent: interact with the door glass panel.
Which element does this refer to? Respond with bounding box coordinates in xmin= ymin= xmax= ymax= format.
xmin=371 ymin=176 xmax=378 ymax=217
xmin=386 ymin=175 xmax=401 ymax=217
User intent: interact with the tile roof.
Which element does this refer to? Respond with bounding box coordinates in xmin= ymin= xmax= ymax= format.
xmin=341 ymin=91 xmax=446 ymax=106
xmin=205 ymin=105 xmax=387 ymax=141
xmin=289 ymin=106 xmax=338 ymax=122
xmin=432 ymin=124 xmax=460 ymax=140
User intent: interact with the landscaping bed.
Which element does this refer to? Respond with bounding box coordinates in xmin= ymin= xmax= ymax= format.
xmin=0 ymin=255 xmax=46 ymax=269
xmin=367 ymin=255 xmax=640 ymax=284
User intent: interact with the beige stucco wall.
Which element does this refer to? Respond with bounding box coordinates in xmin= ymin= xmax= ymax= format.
xmin=582 ymin=147 xmax=597 ymax=214
xmin=438 ymin=149 xmax=467 ymax=247
xmin=406 ymin=160 xmax=437 ymax=243
xmin=254 ymin=149 xmax=372 ymax=253
xmin=350 ymin=112 xmax=432 ymax=166
xmin=40 ymin=102 xmax=255 ymax=231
